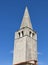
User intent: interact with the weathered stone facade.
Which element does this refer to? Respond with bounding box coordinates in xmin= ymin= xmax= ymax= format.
xmin=13 ymin=7 xmax=38 ymax=65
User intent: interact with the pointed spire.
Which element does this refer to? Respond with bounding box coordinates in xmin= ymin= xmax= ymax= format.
xmin=20 ymin=6 xmax=32 ymax=29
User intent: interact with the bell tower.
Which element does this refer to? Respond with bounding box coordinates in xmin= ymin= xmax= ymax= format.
xmin=13 ymin=7 xmax=38 ymax=65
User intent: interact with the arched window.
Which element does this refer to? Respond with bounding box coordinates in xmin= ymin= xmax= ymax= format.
xmin=29 ymin=31 xmax=32 ymax=37
xmin=18 ymin=32 xmax=20 ymax=37
xmin=22 ymin=31 xmax=24 ymax=37
xmin=32 ymin=33 xmax=34 ymax=37
xmin=18 ymin=31 xmax=24 ymax=38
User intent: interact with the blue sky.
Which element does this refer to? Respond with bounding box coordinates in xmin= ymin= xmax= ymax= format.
xmin=0 ymin=0 xmax=48 ymax=65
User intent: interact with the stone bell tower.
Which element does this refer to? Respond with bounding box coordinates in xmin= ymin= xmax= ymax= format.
xmin=13 ymin=7 xmax=38 ymax=65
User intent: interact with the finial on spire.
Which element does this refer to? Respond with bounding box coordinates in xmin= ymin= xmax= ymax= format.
xmin=20 ymin=6 xmax=33 ymax=29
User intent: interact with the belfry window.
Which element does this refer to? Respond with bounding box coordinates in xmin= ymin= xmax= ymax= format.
xmin=32 ymin=33 xmax=34 ymax=37
xmin=20 ymin=31 xmax=24 ymax=37
xmin=22 ymin=31 xmax=24 ymax=37
xmin=29 ymin=31 xmax=32 ymax=37
xmin=18 ymin=32 xmax=20 ymax=37
xmin=18 ymin=31 xmax=24 ymax=38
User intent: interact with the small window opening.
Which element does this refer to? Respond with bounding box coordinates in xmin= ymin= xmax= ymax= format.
xmin=18 ymin=32 xmax=20 ymax=37
xmin=32 ymin=33 xmax=34 ymax=36
xmin=29 ymin=31 xmax=32 ymax=37
xmin=22 ymin=31 xmax=24 ymax=37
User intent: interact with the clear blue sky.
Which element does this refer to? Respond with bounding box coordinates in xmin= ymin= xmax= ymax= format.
xmin=0 ymin=0 xmax=48 ymax=65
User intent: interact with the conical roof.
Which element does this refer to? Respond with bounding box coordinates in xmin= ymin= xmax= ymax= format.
xmin=20 ymin=7 xmax=32 ymax=29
